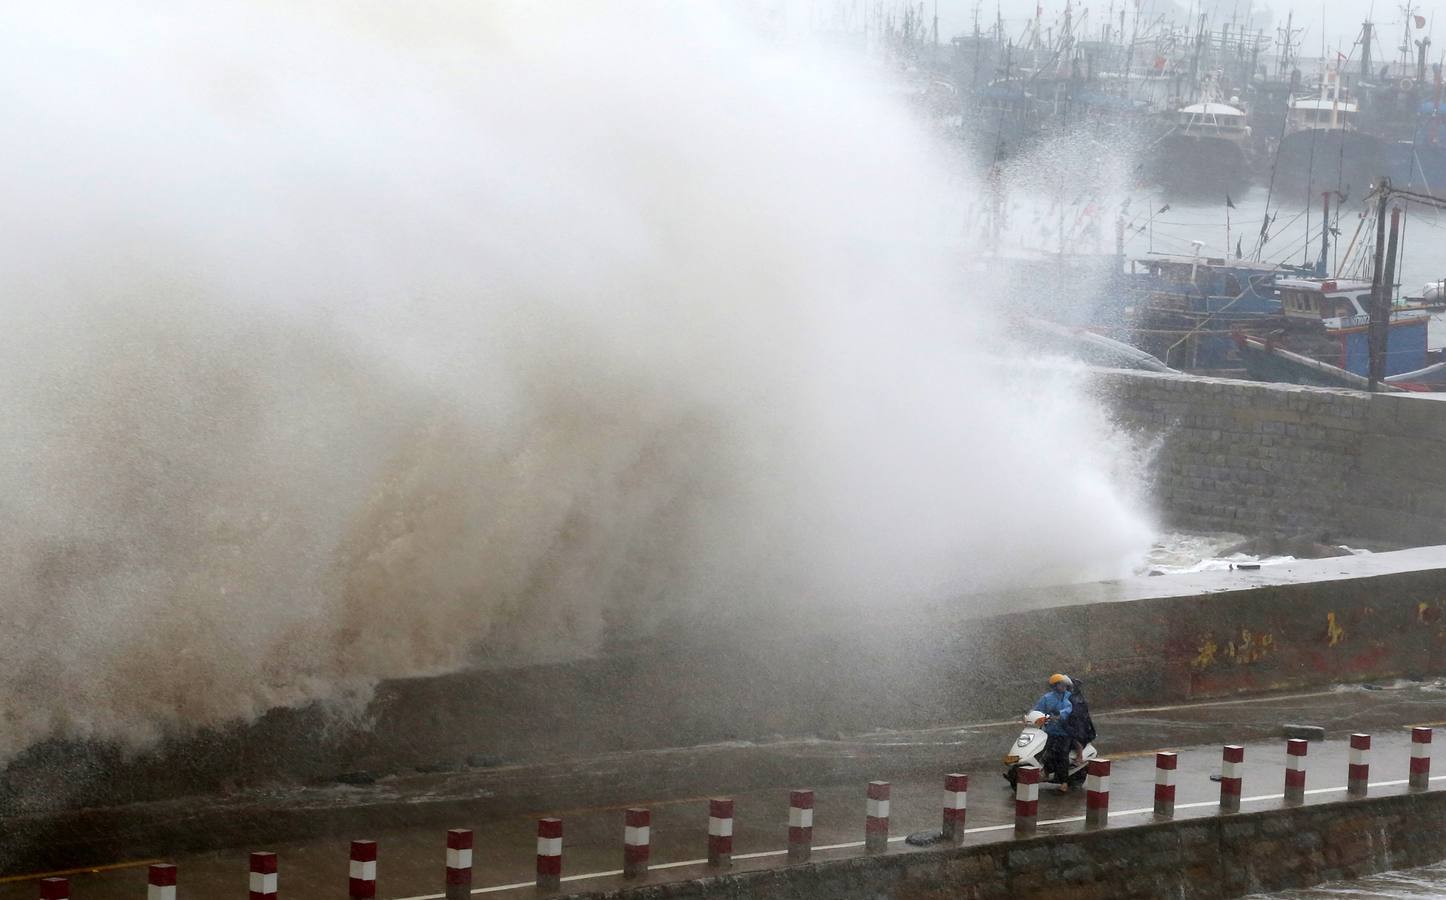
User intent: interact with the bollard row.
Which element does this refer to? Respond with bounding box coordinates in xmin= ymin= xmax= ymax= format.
xmin=31 ymin=728 xmax=1438 ymax=898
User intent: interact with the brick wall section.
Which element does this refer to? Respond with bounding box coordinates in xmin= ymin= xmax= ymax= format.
xmin=1090 ymin=370 xmax=1446 ymax=546
xmin=568 ymin=791 xmax=1446 ymax=900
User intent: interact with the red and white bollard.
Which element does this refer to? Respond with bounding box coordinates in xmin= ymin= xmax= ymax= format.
xmin=1085 ymin=759 xmax=1111 ymax=829
xmin=1284 ymin=738 xmax=1308 ymax=805
xmin=707 ymin=799 xmax=733 ymax=868
xmin=39 ymin=878 xmax=68 ymax=900
xmin=1014 ymin=765 xmax=1040 ymax=836
xmin=445 ymin=829 xmax=473 ymax=900
xmin=147 ymin=864 xmax=177 ymax=900
xmin=788 ymin=789 xmax=814 ymax=862
xmin=1220 ymin=745 xmax=1244 ymax=813
xmin=1348 ymin=733 xmax=1371 ymax=796
xmin=536 ymin=818 xmax=563 ymax=892
xmin=248 ymin=851 xmax=278 ymax=900
xmin=942 ymin=774 xmax=968 ymax=843
xmin=349 ymin=840 xmax=377 ymax=898
xmin=623 ymin=808 xmax=650 ymax=879
xmin=1154 ymin=752 xmax=1177 ymax=817
xmin=1411 ymin=727 xmax=1433 ymax=791
xmin=865 ymin=781 xmax=890 ymax=854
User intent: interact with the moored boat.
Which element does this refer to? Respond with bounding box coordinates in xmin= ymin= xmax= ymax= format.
xmin=1238 ymin=277 xmax=1431 ymax=385
xmin=1148 ymin=76 xmax=1254 ymax=196
xmin=1272 ymin=68 xmax=1384 ymax=198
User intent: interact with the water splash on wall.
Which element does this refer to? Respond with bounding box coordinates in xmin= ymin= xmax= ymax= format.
xmin=0 ymin=1 xmax=1155 ymax=761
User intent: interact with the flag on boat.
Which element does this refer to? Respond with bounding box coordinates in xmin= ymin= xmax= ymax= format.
xmin=1226 ymin=194 xmax=1236 ymax=209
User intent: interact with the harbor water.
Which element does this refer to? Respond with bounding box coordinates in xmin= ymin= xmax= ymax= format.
xmin=1256 ymin=860 xmax=1446 ymax=897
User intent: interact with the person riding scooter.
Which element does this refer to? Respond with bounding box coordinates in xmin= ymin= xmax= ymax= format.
xmin=1033 ymin=674 xmax=1075 ymax=791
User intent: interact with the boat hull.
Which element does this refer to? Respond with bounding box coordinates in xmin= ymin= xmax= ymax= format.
xmin=1148 ymin=133 xmax=1252 ymax=196
xmin=1273 ymin=129 xmax=1384 ymax=197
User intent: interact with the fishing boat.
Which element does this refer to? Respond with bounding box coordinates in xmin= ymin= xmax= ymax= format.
xmin=1119 ymin=252 xmax=1304 ymax=371
xmin=1236 ymin=277 xmax=1431 ymax=386
xmin=1272 ymin=68 xmax=1384 ymax=198
xmin=1148 ymin=75 xmax=1254 ymax=195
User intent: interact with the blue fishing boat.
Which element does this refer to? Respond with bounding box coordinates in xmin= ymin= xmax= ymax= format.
xmin=1236 ymin=278 xmax=1432 ymax=387
xmin=1116 ymin=252 xmax=1310 ymax=371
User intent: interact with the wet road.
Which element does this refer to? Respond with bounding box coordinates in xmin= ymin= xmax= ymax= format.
xmin=4 ymin=683 xmax=1443 ymax=898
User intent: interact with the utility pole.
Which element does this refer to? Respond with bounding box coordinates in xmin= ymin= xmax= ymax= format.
xmin=1367 ymin=181 xmax=1393 ymax=391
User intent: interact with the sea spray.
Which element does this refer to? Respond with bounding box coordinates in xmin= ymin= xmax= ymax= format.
xmin=0 ymin=1 xmax=1154 ymax=762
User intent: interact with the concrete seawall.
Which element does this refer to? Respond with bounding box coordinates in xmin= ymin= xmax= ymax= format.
xmin=570 ymin=791 xmax=1446 ymax=899
xmin=1095 ymin=370 xmax=1446 ymax=546
xmin=7 ymin=549 xmax=1446 ymax=819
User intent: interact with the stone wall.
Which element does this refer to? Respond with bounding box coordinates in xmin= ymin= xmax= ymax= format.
xmin=572 ymin=791 xmax=1446 ymax=899
xmin=1093 ymin=370 xmax=1446 ymax=547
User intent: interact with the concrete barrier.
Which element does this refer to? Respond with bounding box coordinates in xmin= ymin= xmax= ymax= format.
xmin=1349 ymin=734 xmax=1371 ymax=796
xmin=787 ymin=791 xmax=813 ymax=863
xmin=349 ymin=840 xmax=377 ymax=898
xmin=537 ymin=818 xmax=562 ymax=892
xmin=1285 ymin=738 xmax=1308 ymax=805
xmin=1219 ymin=745 xmax=1244 ymax=813
xmin=1153 ymin=752 xmax=1176 ymax=817
xmin=623 ymin=809 xmax=650 ymax=879
xmin=249 ymin=851 xmax=278 ymax=899
xmin=1084 ymin=759 xmax=1110 ymax=829
xmin=707 ymin=800 xmax=733 ymax=868
xmin=1013 ymin=767 xmax=1039 ymax=836
xmin=446 ymin=828 xmax=473 ymax=899
xmin=941 ymin=775 xmax=967 ymax=843
xmin=864 ymin=783 xmax=890 ymax=855
xmin=1412 ymin=727 xmax=1433 ymax=790
xmin=146 ymin=864 xmax=176 ymax=900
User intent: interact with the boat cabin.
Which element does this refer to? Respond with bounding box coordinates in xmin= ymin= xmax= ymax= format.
xmin=1278 ymin=277 xmax=1373 ymax=324
xmin=1132 ymin=255 xmax=1284 ymax=313
xmin=1275 ymin=277 xmax=1429 ymax=376
xmin=1176 ymin=101 xmax=1252 ymax=140
xmin=1288 ymin=71 xmax=1359 ymax=131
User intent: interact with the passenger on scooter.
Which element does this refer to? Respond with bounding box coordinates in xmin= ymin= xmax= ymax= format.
xmin=1033 ymin=674 xmax=1074 ymax=791
xmin=1065 ymin=677 xmax=1097 ymax=762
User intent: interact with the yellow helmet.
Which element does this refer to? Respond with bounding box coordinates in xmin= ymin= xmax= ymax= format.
xmin=1049 ymin=673 xmax=1072 ymax=687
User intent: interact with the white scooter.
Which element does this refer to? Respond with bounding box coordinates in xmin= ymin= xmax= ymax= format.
xmin=1002 ymin=710 xmax=1098 ymax=789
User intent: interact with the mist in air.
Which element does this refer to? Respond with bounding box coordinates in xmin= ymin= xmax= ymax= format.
xmin=0 ymin=1 xmax=1154 ymax=759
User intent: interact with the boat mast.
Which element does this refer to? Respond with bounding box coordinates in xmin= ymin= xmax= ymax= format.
xmin=1402 ymin=1 xmax=1417 ymax=73
xmin=1277 ymin=11 xmax=1301 ymax=78
xmin=1361 ymin=20 xmax=1373 ymax=82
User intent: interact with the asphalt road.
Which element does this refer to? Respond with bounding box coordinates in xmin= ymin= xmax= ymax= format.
xmin=3 ymin=682 xmax=1442 ymax=899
